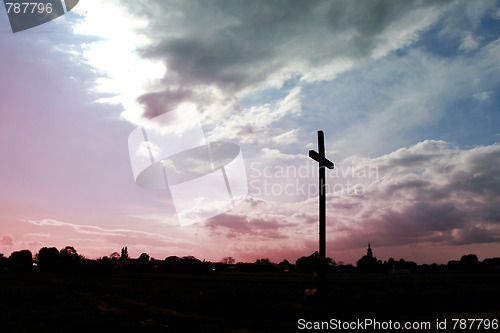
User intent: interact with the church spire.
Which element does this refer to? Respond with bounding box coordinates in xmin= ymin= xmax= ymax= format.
xmin=367 ymin=242 xmax=373 ymax=258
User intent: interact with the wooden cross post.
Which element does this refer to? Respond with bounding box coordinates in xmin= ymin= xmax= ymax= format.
xmin=309 ymin=130 xmax=334 ymax=304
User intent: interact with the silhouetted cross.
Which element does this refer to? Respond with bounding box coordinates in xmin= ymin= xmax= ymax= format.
xmin=309 ymin=130 xmax=334 ymax=304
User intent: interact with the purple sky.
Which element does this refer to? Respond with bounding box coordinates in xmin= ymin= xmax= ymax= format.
xmin=1 ymin=0 xmax=500 ymax=265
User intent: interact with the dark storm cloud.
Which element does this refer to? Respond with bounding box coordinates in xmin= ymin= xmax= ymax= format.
xmin=202 ymin=197 xmax=297 ymax=240
xmin=137 ymin=88 xmax=193 ymax=118
xmin=330 ymin=141 xmax=500 ymax=249
xmin=133 ymin=0 xmax=322 ymax=88
xmin=200 ymin=140 xmax=500 ymax=250
xmin=450 ymin=226 xmax=500 ymax=245
xmin=397 ymin=201 xmax=466 ymax=232
xmin=118 ymin=0 xmax=456 ymax=118
xmin=204 ymin=211 xmax=289 ymax=240
xmin=330 ymin=201 xmax=467 ymax=251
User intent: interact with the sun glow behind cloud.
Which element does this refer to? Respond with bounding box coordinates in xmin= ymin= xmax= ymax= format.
xmin=72 ymin=1 xmax=166 ymax=126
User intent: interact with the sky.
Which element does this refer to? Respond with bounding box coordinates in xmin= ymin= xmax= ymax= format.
xmin=1 ymin=0 xmax=499 ymax=265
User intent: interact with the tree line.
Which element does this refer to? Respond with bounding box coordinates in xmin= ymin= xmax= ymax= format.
xmin=0 ymin=246 xmax=499 ymax=274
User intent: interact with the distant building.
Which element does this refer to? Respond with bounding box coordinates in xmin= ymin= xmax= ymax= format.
xmin=357 ymin=243 xmax=381 ymax=272
xmin=366 ymin=243 xmax=373 ymax=258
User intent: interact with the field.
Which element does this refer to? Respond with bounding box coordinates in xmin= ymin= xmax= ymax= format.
xmin=1 ymin=270 xmax=499 ymax=332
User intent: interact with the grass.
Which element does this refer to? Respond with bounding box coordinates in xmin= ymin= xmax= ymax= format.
xmin=1 ymin=270 xmax=499 ymax=332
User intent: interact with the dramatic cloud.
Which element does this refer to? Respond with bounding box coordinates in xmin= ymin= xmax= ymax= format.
xmin=77 ymin=1 xmax=467 ymax=140
xmin=329 ymin=141 xmax=500 ymax=248
xmin=204 ymin=140 xmax=500 ymax=262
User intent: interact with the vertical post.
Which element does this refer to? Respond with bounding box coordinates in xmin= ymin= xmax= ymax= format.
xmin=318 ymin=131 xmax=327 ymax=304
xmin=309 ymin=130 xmax=333 ymax=306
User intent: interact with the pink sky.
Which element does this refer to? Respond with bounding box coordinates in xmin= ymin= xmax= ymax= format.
xmin=1 ymin=1 xmax=500 ymax=265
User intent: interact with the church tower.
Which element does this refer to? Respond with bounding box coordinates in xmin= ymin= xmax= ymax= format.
xmin=367 ymin=243 xmax=373 ymax=258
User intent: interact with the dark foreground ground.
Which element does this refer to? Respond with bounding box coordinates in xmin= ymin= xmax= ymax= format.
xmin=1 ymin=270 xmax=499 ymax=332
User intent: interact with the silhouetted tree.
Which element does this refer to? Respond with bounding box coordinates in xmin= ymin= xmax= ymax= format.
xmin=95 ymin=256 xmax=114 ymax=272
xmin=221 ymin=256 xmax=235 ymax=265
xmin=165 ymin=256 xmax=210 ymax=273
xmin=255 ymin=258 xmax=270 ymax=265
xmin=483 ymin=258 xmax=500 ymax=271
xmin=105 ymin=248 xmax=129 ymax=271
xmin=385 ymin=258 xmax=395 ymax=272
xmin=137 ymin=252 xmax=151 ymax=272
xmin=447 ymin=260 xmax=461 ymax=270
xmin=120 ymin=246 xmax=129 ymax=260
xmin=213 ymin=257 xmax=235 ymax=271
xmin=295 ymin=252 xmax=335 ymax=273
xmin=417 ymin=263 xmax=441 ymax=273
xmin=60 ymin=246 xmax=79 ymax=259
xmin=327 ymin=257 xmax=337 ymax=271
xmin=447 ymin=255 xmax=481 ymax=271
xmin=253 ymin=258 xmax=277 ymax=271
xmin=59 ymin=246 xmax=83 ymax=271
xmin=9 ymin=249 xmax=33 ymax=271
xmin=109 ymin=252 xmax=120 ymax=260
xmin=162 ymin=256 xmax=180 ymax=273
xmin=178 ymin=256 xmax=203 ymax=272
xmin=36 ymin=247 xmax=60 ymax=271
xmin=357 ymin=255 xmax=382 ymax=272
xmin=278 ymin=259 xmax=294 ymax=271
xmin=295 ymin=252 xmax=320 ymax=273
xmin=461 ymin=254 xmax=478 ymax=263
xmin=0 ymin=253 xmax=7 ymax=268
xmin=461 ymin=254 xmax=480 ymax=270
xmin=458 ymin=254 xmax=481 ymax=271
xmin=392 ymin=259 xmax=417 ymax=273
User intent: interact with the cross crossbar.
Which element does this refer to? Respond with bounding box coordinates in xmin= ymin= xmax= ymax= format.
xmin=309 ymin=150 xmax=334 ymax=169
